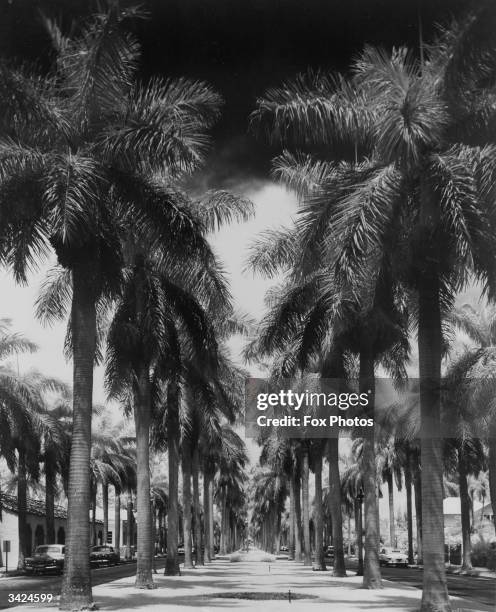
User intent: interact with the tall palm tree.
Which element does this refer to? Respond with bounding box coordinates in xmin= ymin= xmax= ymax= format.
xmin=377 ymin=439 xmax=404 ymax=548
xmin=252 ymin=6 xmax=496 ymax=607
xmin=0 ymin=322 xmax=72 ymax=567
xmin=0 ymin=7 xmax=232 ymax=606
xmin=448 ymin=303 xmax=496 ymax=527
xmin=106 ymin=247 xmax=227 ymax=586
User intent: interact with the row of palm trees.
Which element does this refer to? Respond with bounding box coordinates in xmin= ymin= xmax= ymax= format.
xmin=1 ymin=3 xmax=496 ymax=612
xmin=244 ymin=2 xmax=496 ymax=610
xmin=0 ymin=5 xmax=253 ymax=609
xmin=250 ymin=400 xmax=493 ymax=570
xmin=0 ymin=317 xmax=250 ymax=577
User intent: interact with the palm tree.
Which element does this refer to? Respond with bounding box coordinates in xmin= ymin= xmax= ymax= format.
xmin=0 ymin=6 xmax=232 ymax=605
xmin=106 ymin=245 xmax=228 ymax=585
xmin=214 ymin=428 xmax=248 ymax=554
xmin=448 ymin=303 xmax=496 ymax=527
xmin=40 ymin=397 xmax=71 ymax=546
xmin=252 ymin=6 xmax=496 ymax=607
xmin=0 ymin=322 xmax=69 ymax=567
xmin=312 ymin=440 xmax=327 ymax=570
xmin=377 ymin=439 xmax=404 ymax=548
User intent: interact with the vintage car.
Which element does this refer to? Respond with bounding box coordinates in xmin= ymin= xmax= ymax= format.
xmin=90 ymin=545 xmax=120 ymax=566
xmin=379 ymin=546 xmax=408 ymax=567
xmin=323 ymin=545 xmax=335 ymax=560
xmin=25 ymin=544 xmax=65 ymax=575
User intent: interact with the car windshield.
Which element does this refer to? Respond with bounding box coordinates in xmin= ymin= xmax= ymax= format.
xmin=36 ymin=546 xmax=61 ymax=554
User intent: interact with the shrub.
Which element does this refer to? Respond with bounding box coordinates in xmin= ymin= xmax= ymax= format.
xmin=470 ymin=540 xmax=496 ymax=569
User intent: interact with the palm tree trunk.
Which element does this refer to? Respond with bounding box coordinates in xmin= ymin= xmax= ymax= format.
xmin=220 ymin=490 xmax=228 ymax=554
xmin=91 ymin=489 xmax=97 ymax=546
xmin=288 ymin=475 xmax=295 ymax=560
xmin=114 ymin=488 xmax=121 ymax=560
xmin=165 ymin=380 xmax=180 ymax=575
xmin=203 ymin=470 xmax=211 ymax=562
xmin=405 ymin=447 xmax=414 ymax=565
xmin=134 ymin=374 xmax=154 ymax=588
xmin=192 ymin=446 xmax=203 ymax=565
xmin=360 ymin=349 xmax=382 ymax=589
xmin=328 ymin=438 xmax=347 ymax=576
xmin=489 ymin=438 xmax=496 ymax=532
xmin=418 ymin=180 xmax=451 ymax=612
xmin=480 ymin=491 xmax=485 ymax=528
xmin=45 ymin=458 xmax=56 ymax=545
xmin=302 ymin=447 xmax=311 ymax=566
xmin=314 ymin=450 xmax=326 ymax=570
xmin=60 ymin=269 xmax=96 ymax=610
xmin=413 ymin=456 xmax=423 ymax=564
xmin=208 ymin=477 xmax=214 ymax=559
xmin=17 ymin=448 xmax=27 ymax=570
xmin=356 ymin=499 xmax=364 ymax=576
xmin=151 ymin=504 xmax=157 ymax=573
xmin=294 ymin=474 xmax=302 ymax=562
xmin=347 ymin=514 xmax=351 ymax=556
xmin=458 ymin=450 xmax=472 ymax=571
xmin=182 ymin=436 xmax=194 ymax=568
xmin=125 ymin=495 xmax=133 ymax=560
xmin=387 ymin=472 xmax=395 ymax=547
xmin=274 ymin=512 xmax=281 ymax=554
xmin=102 ymin=483 xmax=109 ymax=549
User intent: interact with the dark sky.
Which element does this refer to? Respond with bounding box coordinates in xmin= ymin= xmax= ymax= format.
xmin=0 ymin=0 xmax=475 ymax=184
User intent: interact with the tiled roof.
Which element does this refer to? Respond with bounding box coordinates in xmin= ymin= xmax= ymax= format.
xmin=0 ymin=493 xmax=103 ymax=524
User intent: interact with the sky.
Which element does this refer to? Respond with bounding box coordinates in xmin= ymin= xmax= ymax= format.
xmin=0 ymin=182 xmax=298 ymax=405
xmin=0 ymin=0 xmax=474 ymax=183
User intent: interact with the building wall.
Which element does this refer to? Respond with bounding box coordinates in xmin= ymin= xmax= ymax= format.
xmin=0 ymin=511 xmax=67 ymax=569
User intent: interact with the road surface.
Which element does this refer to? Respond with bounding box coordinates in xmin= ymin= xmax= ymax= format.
xmin=381 ymin=566 xmax=495 ymax=608
xmin=1 ymin=559 xmax=494 ymax=609
xmin=0 ymin=559 xmax=167 ymax=609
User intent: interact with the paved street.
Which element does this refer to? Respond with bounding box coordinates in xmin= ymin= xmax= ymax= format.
xmin=4 ymin=552 xmax=493 ymax=612
xmin=381 ymin=566 xmax=496 ymax=609
xmin=1 ymin=555 xmax=493 ymax=611
xmin=0 ymin=559 xmax=167 ymax=609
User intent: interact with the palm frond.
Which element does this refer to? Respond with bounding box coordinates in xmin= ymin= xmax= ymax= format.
xmin=35 ymin=266 xmax=72 ymax=326
xmin=244 ymin=226 xmax=298 ymax=278
xmin=271 ymin=150 xmax=338 ymax=201
xmin=192 ymin=190 xmax=254 ymax=232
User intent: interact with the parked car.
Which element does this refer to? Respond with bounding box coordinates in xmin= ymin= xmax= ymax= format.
xmin=324 ymin=546 xmax=334 ymax=559
xmin=177 ymin=545 xmax=185 ymax=555
xmin=379 ymin=547 xmax=408 ymax=567
xmin=25 ymin=545 xmax=65 ymax=575
xmin=280 ymin=545 xmax=288 ymax=552
xmin=90 ymin=545 xmax=119 ymax=567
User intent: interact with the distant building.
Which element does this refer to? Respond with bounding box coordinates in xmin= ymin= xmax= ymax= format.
xmin=443 ymin=496 xmax=494 ymax=540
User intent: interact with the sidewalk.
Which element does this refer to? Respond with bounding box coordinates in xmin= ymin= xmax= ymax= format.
xmin=7 ymin=554 xmax=493 ymax=612
xmin=445 ymin=564 xmax=496 ymax=579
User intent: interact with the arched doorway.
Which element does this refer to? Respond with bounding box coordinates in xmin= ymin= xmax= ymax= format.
xmin=34 ymin=524 xmax=44 ymax=547
xmin=57 ymin=526 xmax=65 ymax=544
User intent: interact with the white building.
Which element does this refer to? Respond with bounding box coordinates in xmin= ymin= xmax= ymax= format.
xmin=0 ymin=492 xmax=103 ymax=570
